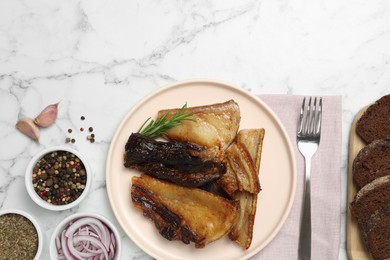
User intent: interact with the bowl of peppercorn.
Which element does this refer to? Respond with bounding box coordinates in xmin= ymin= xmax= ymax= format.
xmin=0 ymin=209 xmax=43 ymax=260
xmin=25 ymin=146 xmax=92 ymax=211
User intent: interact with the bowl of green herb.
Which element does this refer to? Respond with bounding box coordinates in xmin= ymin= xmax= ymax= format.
xmin=0 ymin=209 xmax=43 ymax=260
xmin=25 ymin=145 xmax=92 ymax=211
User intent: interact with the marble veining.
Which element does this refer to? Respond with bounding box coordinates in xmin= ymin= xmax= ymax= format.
xmin=1 ymin=0 xmax=390 ymax=259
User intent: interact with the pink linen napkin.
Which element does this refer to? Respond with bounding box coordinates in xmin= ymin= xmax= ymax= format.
xmin=252 ymin=95 xmax=342 ymax=260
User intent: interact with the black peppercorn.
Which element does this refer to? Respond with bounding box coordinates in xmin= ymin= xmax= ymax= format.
xmin=46 ymin=178 xmax=53 ymax=186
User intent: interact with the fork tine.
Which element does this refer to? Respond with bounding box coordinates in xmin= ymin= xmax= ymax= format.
xmin=304 ymin=97 xmax=312 ymax=134
xmin=315 ymin=97 xmax=322 ymax=134
xmin=309 ymin=97 xmax=317 ymax=134
xmin=297 ymin=97 xmax=306 ymax=134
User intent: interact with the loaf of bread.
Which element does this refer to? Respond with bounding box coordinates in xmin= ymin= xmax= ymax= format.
xmin=350 ymin=176 xmax=390 ymax=260
xmin=350 ymin=175 xmax=390 ymax=226
xmin=356 ymin=94 xmax=390 ymax=143
xmin=352 ymin=138 xmax=390 ymax=188
xmin=360 ymin=205 xmax=390 ymax=260
xmin=351 ymin=94 xmax=390 ymax=260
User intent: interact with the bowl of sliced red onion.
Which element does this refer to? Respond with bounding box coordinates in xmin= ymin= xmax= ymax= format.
xmin=50 ymin=212 xmax=121 ymax=260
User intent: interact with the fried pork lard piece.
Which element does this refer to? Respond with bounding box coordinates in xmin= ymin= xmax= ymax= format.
xmin=157 ymin=100 xmax=241 ymax=160
xmin=124 ymin=133 xmax=204 ymax=168
xmin=229 ymin=129 xmax=265 ymax=249
xmin=124 ymin=133 xmax=226 ymax=187
xmin=132 ymin=162 xmax=225 ymax=188
xmin=222 ymin=142 xmax=260 ymax=194
xmin=131 ymin=174 xmax=239 ymax=248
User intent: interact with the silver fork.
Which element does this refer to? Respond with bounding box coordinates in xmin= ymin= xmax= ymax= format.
xmin=297 ymin=97 xmax=322 ymax=260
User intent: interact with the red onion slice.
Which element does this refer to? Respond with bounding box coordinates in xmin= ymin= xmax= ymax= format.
xmin=61 ymin=230 xmax=76 ymax=259
xmin=56 ymin=216 xmax=117 ymax=260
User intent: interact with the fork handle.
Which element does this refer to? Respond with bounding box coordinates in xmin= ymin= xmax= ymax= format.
xmin=298 ymin=157 xmax=312 ymax=260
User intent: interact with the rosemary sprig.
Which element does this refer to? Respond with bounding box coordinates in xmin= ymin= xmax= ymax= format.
xmin=138 ymin=103 xmax=196 ymax=138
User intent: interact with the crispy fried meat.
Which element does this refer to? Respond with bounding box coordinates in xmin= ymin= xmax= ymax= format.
xmin=124 ymin=133 xmax=226 ymax=187
xmin=132 ymin=162 xmax=225 ymax=188
xmin=124 ymin=133 xmax=204 ymax=168
xmin=157 ymin=100 xmax=241 ymax=160
xmin=131 ymin=174 xmax=239 ymax=248
xmin=229 ymin=128 xmax=265 ymax=249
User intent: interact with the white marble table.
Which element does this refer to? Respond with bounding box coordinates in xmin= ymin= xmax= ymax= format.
xmin=1 ymin=1 xmax=389 ymax=259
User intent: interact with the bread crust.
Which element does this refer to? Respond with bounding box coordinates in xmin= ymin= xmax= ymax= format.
xmin=350 ymin=175 xmax=390 ymax=226
xmin=352 ymin=138 xmax=390 ymax=188
xmin=356 ymin=94 xmax=390 ymax=143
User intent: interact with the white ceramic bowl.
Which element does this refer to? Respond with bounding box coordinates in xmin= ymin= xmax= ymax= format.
xmin=50 ymin=212 xmax=121 ymax=260
xmin=25 ymin=146 xmax=92 ymax=211
xmin=0 ymin=209 xmax=44 ymax=260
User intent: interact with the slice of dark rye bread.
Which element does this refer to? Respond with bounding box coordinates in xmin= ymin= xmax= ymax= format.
xmin=360 ymin=205 xmax=390 ymax=260
xmin=350 ymin=175 xmax=390 ymax=226
xmin=356 ymin=94 xmax=390 ymax=144
xmin=352 ymin=138 xmax=390 ymax=188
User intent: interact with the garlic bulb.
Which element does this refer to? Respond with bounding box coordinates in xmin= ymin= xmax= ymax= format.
xmin=34 ymin=102 xmax=59 ymax=127
xmin=16 ymin=118 xmax=40 ymax=142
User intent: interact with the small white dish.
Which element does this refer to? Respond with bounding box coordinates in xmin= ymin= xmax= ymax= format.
xmin=25 ymin=146 xmax=92 ymax=211
xmin=0 ymin=209 xmax=44 ymax=260
xmin=50 ymin=212 xmax=121 ymax=260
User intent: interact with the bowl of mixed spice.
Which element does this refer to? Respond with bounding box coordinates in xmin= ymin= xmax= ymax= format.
xmin=25 ymin=146 xmax=92 ymax=211
xmin=0 ymin=209 xmax=43 ymax=260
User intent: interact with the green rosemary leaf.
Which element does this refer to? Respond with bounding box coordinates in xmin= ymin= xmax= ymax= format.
xmin=138 ymin=103 xmax=196 ymax=138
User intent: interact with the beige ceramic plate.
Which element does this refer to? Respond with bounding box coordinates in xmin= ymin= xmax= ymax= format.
xmin=106 ymin=79 xmax=297 ymax=260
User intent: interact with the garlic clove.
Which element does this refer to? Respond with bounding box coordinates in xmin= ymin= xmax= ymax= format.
xmin=16 ymin=117 xmax=40 ymax=142
xmin=34 ymin=102 xmax=59 ymax=127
